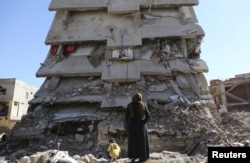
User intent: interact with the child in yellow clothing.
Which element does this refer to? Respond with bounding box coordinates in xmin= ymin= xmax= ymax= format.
xmin=107 ymin=137 xmax=121 ymax=161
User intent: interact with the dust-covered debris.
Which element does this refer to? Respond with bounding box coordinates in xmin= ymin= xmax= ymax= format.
xmin=1 ymin=0 xmax=250 ymax=163
xmin=2 ymin=149 xmax=208 ymax=163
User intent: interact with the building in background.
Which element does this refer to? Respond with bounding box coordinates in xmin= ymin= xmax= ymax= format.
xmin=210 ymin=73 xmax=250 ymax=111
xmin=0 ymin=78 xmax=38 ymax=133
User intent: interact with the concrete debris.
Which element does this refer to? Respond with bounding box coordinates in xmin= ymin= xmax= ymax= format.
xmin=1 ymin=1 xmax=250 ymax=163
xmin=2 ymin=98 xmax=250 ymax=162
xmin=13 ymin=150 xmax=207 ymax=163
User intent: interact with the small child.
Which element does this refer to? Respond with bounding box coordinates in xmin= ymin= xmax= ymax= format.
xmin=107 ymin=137 xmax=121 ymax=161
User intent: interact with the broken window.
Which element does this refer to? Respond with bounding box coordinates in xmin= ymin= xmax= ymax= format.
xmin=0 ymin=103 xmax=8 ymax=116
xmin=0 ymin=85 xmax=6 ymax=95
xmin=14 ymin=101 xmax=19 ymax=106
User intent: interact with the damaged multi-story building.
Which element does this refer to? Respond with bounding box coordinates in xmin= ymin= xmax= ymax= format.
xmin=1 ymin=0 xmax=222 ymax=158
xmin=210 ymin=73 xmax=250 ymax=111
xmin=0 ymin=78 xmax=38 ymax=134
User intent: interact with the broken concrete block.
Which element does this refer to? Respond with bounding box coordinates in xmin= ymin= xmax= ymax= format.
xmin=188 ymin=59 xmax=208 ymax=73
xmin=108 ymin=125 xmax=117 ymax=133
xmin=176 ymin=73 xmax=190 ymax=88
xmin=194 ymin=73 xmax=208 ymax=89
xmin=148 ymin=83 xmax=168 ymax=92
xmin=19 ymin=156 xmax=30 ymax=163
xmin=168 ymin=58 xmax=192 ymax=73
xmin=101 ymin=61 xmax=140 ymax=82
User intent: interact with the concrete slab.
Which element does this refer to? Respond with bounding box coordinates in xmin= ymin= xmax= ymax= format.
xmin=148 ymin=83 xmax=168 ymax=92
xmin=101 ymin=61 xmax=140 ymax=82
xmin=142 ymin=17 xmax=204 ymax=38
xmin=37 ymin=57 xmax=173 ymax=80
xmin=49 ymin=0 xmax=199 ymax=11
xmin=140 ymin=0 xmax=199 ymax=6
xmin=106 ymin=24 xmax=142 ymax=48
xmin=49 ymin=0 xmax=108 ymax=11
xmin=139 ymin=60 xmax=171 ymax=75
xmin=57 ymin=95 xmax=104 ymax=103
xmin=46 ymin=11 xmax=142 ymax=47
xmin=53 ymin=107 xmax=100 ymax=122
xmin=30 ymin=93 xmax=104 ymax=104
xmin=188 ymin=59 xmax=209 ymax=73
xmin=176 ymin=73 xmax=190 ymax=88
xmin=101 ymin=95 xmax=131 ymax=108
xmin=108 ymin=0 xmax=139 ymax=13
xmin=147 ymin=90 xmax=176 ymax=101
xmin=36 ymin=55 xmax=103 ymax=77
xmin=185 ymin=73 xmax=200 ymax=95
xmin=168 ymin=58 xmax=192 ymax=73
xmin=45 ymin=9 xmax=203 ymax=46
xmin=194 ymin=73 xmax=208 ymax=89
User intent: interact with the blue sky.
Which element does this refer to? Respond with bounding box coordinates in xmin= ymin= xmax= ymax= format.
xmin=1 ymin=0 xmax=250 ymax=88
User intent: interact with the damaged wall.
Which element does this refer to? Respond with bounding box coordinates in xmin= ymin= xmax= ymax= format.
xmin=210 ymin=73 xmax=250 ymax=111
xmin=0 ymin=78 xmax=38 ymax=133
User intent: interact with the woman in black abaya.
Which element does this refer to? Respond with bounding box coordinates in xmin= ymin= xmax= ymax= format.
xmin=125 ymin=93 xmax=151 ymax=162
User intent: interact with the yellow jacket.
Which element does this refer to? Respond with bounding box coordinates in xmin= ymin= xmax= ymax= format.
xmin=107 ymin=143 xmax=121 ymax=159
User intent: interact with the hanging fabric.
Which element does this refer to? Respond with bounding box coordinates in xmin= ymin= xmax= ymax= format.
xmin=49 ymin=45 xmax=58 ymax=55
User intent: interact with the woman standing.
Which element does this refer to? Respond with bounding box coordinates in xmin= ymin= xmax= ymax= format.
xmin=125 ymin=93 xmax=151 ymax=162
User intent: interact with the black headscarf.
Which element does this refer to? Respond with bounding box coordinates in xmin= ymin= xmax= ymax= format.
xmin=129 ymin=93 xmax=145 ymax=117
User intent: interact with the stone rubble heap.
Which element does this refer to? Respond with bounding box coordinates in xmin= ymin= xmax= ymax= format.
xmin=1 ymin=100 xmax=250 ymax=162
xmin=4 ymin=150 xmax=207 ymax=163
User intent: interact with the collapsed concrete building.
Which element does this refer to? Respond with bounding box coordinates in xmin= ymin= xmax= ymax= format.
xmin=1 ymin=0 xmax=227 ymax=159
xmin=210 ymin=73 xmax=250 ymax=111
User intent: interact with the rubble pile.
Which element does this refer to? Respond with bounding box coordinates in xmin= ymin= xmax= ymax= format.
xmin=14 ymin=150 xmax=207 ymax=163
xmin=1 ymin=99 xmax=250 ymax=162
xmin=217 ymin=111 xmax=250 ymax=143
xmin=1 ymin=0 xmax=250 ymax=162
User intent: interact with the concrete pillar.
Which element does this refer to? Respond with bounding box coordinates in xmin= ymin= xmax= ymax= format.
xmin=220 ymin=83 xmax=227 ymax=108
